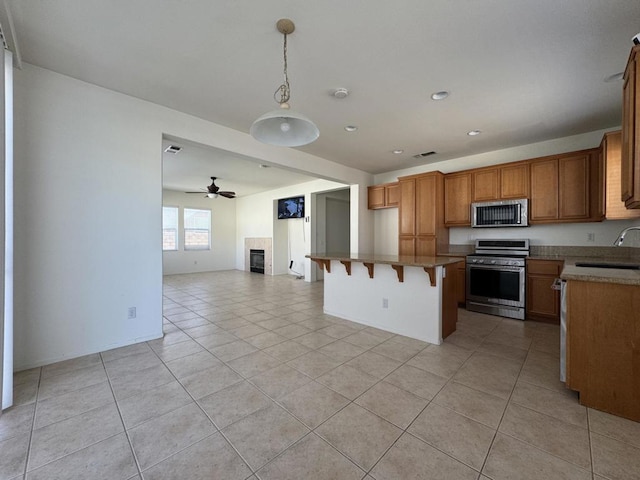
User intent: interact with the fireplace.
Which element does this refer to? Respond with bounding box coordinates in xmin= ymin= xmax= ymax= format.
xmin=250 ymin=249 xmax=265 ymax=274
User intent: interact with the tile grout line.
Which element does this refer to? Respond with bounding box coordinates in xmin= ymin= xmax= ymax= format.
xmin=20 ymin=366 xmax=42 ymax=478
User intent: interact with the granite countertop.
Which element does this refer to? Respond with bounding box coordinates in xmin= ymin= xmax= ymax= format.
xmin=560 ymin=258 xmax=640 ymax=286
xmin=306 ymin=253 xmax=464 ymax=268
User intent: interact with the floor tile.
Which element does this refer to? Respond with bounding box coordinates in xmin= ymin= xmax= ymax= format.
xmin=588 ymin=408 xmax=640 ymax=449
xmin=194 ymin=331 xmax=239 ymax=351
xmin=226 ymin=351 xmax=281 ymax=378
xmin=355 ymin=381 xmax=428 ymax=429
xmin=295 ymin=332 xmax=337 ymax=350
xmin=286 ymin=351 xmax=343 ymax=378
xmin=316 ymin=403 xmax=402 ymax=471
xmin=317 ymin=324 xmax=362 ymax=339
xmin=149 ymin=339 xmax=204 ymax=362
xmin=171 ymin=316 xmax=211 ymax=330
xmin=101 ymin=343 xmax=152 ymax=363
xmin=518 ymin=350 xmax=566 ymax=393
xmin=28 ymin=402 xmax=124 ymax=471
xmin=26 ymin=433 xmax=137 ymax=480
xmin=432 ymin=381 xmax=507 ymax=429
xmin=453 ymin=352 xmax=520 ymax=399
xmin=591 ymin=432 xmax=640 ymax=480
xmin=408 ymin=402 xmax=495 ymax=470
xmin=370 ymin=338 xmax=425 ymax=363
xmin=499 ymin=403 xmax=591 ymax=469
xmin=164 ymin=350 xmax=223 ymax=379
xmin=408 ymin=351 xmax=466 ymax=378
xmin=128 ymin=403 xmax=216 ymax=470
xmin=256 ymin=433 xmax=364 ymax=480
xmin=316 ymin=365 xmax=379 ymax=400
xmin=262 ymin=340 xmax=311 ymax=362
xmin=37 ymin=364 xmax=108 ymax=401
xmin=370 ymin=432 xmax=478 ymax=480
xmin=384 ymin=364 xmax=448 ymax=400
xmin=179 ymin=365 xmax=243 ymax=399
xmin=511 ymin=380 xmax=587 ymax=428
xmin=255 ymin=317 xmax=292 ymax=331
xmin=141 ymin=432 xmax=251 ymax=480
xmin=198 ymin=381 xmax=273 ymax=429
xmin=248 ymin=364 xmax=311 ymax=399
xmin=245 ymin=331 xmax=287 ymax=349
xmin=342 ymin=330 xmax=386 ymax=349
xmin=34 ymin=381 xmax=114 ymax=430
xmin=109 ymin=364 xmax=174 ymax=401
xmin=181 ymin=323 xmax=222 ymax=339
xmin=0 ymin=433 xmax=29 ymax=480
xmin=117 ymin=381 xmax=192 ymax=429
xmin=483 ymin=433 xmax=592 ymax=480
xmin=222 ymin=403 xmax=308 ymax=470
xmin=228 ymin=324 xmax=269 ymax=340
xmin=345 ymin=351 xmax=401 ymax=379
xmin=279 ymin=381 xmax=350 ymax=429
xmin=0 ymin=404 xmax=35 ymax=442
xmin=477 ymin=340 xmax=529 ymax=362
xmin=317 ymin=340 xmax=367 ymax=363
xmin=104 ymin=350 xmax=163 ymax=379
xmin=41 ymin=354 xmax=102 ymax=379
xmin=209 ymin=340 xmax=258 ymax=362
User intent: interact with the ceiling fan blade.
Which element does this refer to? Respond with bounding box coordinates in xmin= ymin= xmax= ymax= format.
xmin=219 ymin=192 xmax=236 ymax=198
xmin=185 ymin=191 xmax=206 ymax=194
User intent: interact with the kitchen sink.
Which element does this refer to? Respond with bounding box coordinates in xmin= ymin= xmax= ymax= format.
xmin=574 ymin=262 xmax=640 ymax=270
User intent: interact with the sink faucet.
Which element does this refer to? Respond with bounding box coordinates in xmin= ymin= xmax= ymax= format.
xmin=613 ymin=226 xmax=640 ymax=246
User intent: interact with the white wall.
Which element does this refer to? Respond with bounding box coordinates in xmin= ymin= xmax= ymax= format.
xmin=235 ymin=179 xmax=349 ymax=280
xmin=13 ymin=63 xmax=374 ymax=370
xmin=371 ymin=128 xmax=640 ymax=254
xmin=162 ymin=190 xmax=236 ymax=274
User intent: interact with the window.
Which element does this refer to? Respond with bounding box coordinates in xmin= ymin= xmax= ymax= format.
xmin=184 ymin=208 xmax=211 ymax=250
xmin=162 ymin=206 xmax=179 ymax=251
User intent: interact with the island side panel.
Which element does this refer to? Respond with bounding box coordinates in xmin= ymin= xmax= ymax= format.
xmin=323 ymin=261 xmax=443 ymax=344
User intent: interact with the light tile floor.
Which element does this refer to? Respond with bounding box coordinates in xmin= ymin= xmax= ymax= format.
xmin=2 ymin=271 xmax=639 ymax=479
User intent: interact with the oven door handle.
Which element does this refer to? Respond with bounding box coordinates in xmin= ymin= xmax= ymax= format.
xmin=466 ymin=264 xmax=524 ymax=272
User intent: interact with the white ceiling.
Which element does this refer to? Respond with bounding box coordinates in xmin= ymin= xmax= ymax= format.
xmin=7 ymin=0 xmax=640 ymax=182
xmin=162 ymin=136 xmax=320 ymax=197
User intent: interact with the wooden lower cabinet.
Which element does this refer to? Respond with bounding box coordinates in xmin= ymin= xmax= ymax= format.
xmin=566 ymin=280 xmax=640 ymax=421
xmin=455 ymin=258 xmax=466 ymax=305
xmin=442 ymin=262 xmax=460 ymax=339
xmin=526 ymin=259 xmax=563 ymax=323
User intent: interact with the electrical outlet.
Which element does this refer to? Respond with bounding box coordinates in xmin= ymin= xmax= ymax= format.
xmin=587 ymin=232 xmax=595 ymax=242
xmin=382 ymin=298 xmax=388 ymax=309
xmin=127 ymin=307 xmax=136 ymax=319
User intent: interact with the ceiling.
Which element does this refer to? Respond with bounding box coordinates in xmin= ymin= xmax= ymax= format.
xmin=7 ymin=0 xmax=640 ymax=182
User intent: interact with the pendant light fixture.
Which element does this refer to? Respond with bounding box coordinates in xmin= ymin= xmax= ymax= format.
xmin=250 ymin=19 xmax=319 ymax=147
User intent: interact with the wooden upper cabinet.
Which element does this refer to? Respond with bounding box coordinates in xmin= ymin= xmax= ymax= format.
xmin=530 ymin=150 xmax=598 ymax=223
xmin=368 ymin=182 xmax=399 ymax=209
xmin=621 ymin=45 xmax=640 ymax=208
xmin=500 ymin=163 xmax=530 ymax=199
xmin=603 ymin=131 xmax=640 ymax=219
xmin=558 ymin=153 xmax=591 ymax=220
xmin=398 ymin=179 xmax=416 ymax=236
xmin=530 ymin=158 xmax=559 ymax=222
xmin=444 ymin=172 xmax=472 ymax=226
xmin=416 ymin=174 xmax=437 ymax=235
xmin=472 ymin=168 xmax=500 ymax=202
xmin=385 ymin=182 xmax=400 ymax=207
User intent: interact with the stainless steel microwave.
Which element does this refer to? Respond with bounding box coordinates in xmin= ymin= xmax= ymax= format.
xmin=471 ymin=199 xmax=528 ymax=228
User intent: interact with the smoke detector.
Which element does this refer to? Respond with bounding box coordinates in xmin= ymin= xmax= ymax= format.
xmin=164 ymin=145 xmax=182 ymax=154
xmin=333 ymin=88 xmax=349 ymax=99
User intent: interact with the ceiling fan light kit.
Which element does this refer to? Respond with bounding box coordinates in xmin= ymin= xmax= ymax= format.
xmin=250 ymin=18 xmax=319 ymax=147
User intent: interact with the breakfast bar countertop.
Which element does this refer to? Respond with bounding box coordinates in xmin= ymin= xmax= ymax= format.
xmin=305 ymin=252 xmax=464 ymax=268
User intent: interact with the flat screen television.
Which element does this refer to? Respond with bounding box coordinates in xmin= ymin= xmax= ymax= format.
xmin=277 ymin=195 xmax=305 ymax=219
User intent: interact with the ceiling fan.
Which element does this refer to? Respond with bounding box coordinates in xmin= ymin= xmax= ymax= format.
xmin=185 ymin=177 xmax=236 ymax=199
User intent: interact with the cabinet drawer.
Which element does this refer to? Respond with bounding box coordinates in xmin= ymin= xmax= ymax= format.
xmin=527 ymin=259 xmax=563 ymax=275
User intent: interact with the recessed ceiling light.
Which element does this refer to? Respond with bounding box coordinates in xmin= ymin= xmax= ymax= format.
xmin=430 ymin=91 xmax=450 ymax=100
xmin=344 ymin=125 xmax=358 ymax=132
xmin=392 ymin=149 xmax=404 ymax=154
xmin=604 ymin=72 xmax=624 ymax=83
xmin=467 ymin=130 xmax=482 ymax=136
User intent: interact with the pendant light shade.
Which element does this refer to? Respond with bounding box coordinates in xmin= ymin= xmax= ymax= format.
xmin=250 ymin=104 xmax=319 ymax=147
xmin=251 ymin=19 xmax=319 ymax=147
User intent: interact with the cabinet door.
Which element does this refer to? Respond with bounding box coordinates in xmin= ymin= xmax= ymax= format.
xmin=398 ymin=179 xmax=416 ymax=236
xmin=472 ymin=168 xmax=500 ymax=202
xmin=385 ymin=183 xmax=400 ymax=207
xmin=604 ymin=131 xmax=640 ymax=219
xmin=368 ymin=185 xmax=385 ymax=209
xmin=444 ymin=173 xmax=472 ymax=226
xmin=416 ymin=175 xmax=437 ymax=236
xmin=526 ymin=259 xmax=563 ymax=324
xmin=621 ymin=46 xmax=640 ymax=208
xmin=415 ymin=236 xmax=436 ymax=256
xmin=399 ymin=236 xmax=416 ymax=256
xmin=500 ymin=163 xmax=530 ymax=199
xmin=559 ymin=153 xmax=590 ymax=220
xmin=530 ymin=159 xmax=559 ymax=222
xmin=456 ymin=262 xmax=466 ymax=305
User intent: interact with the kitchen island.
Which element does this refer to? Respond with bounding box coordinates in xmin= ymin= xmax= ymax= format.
xmin=307 ymin=253 xmax=463 ymax=345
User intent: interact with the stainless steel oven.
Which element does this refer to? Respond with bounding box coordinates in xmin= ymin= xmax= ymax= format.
xmin=466 ymin=239 xmax=529 ymax=320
